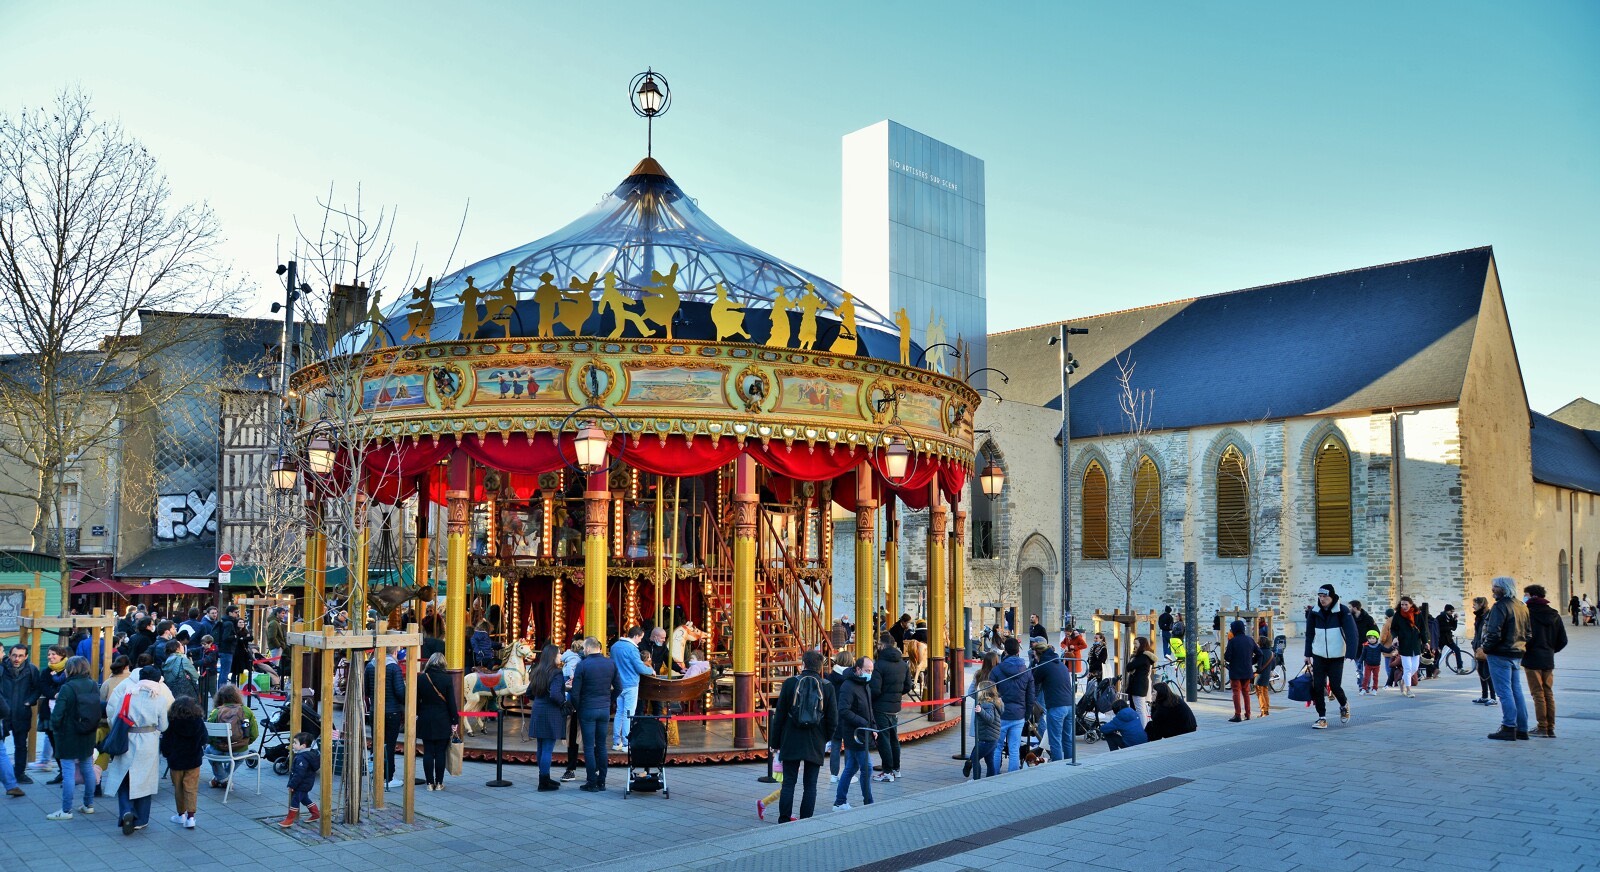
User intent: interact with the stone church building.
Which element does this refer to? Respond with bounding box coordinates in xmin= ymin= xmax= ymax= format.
xmin=963 ymin=247 xmax=1600 ymax=637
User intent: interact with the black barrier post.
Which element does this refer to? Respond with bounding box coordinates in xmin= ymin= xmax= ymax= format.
xmin=757 ymin=729 xmax=778 ymax=783
xmin=1184 ymin=561 xmax=1199 ymax=703
xmin=486 ymin=697 xmax=512 ymax=788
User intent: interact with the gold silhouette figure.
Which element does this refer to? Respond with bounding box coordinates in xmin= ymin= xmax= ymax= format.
xmin=486 ymin=267 xmax=519 ymax=339
xmin=533 ymin=272 xmax=562 ymax=338
xmin=829 ymin=290 xmax=859 ymax=356
xmin=401 ymin=277 xmax=435 ymax=342
xmin=561 ymin=273 xmax=598 ymax=334
xmin=365 ymin=288 xmax=387 ymax=348
xmin=638 ymin=264 xmax=681 ymax=339
xmin=457 ymin=277 xmax=484 ymax=340
xmin=925 ymin=311 xmax=948 ymax=374
xmin=796 ymin=283 xmax=824 ymax=350
xmin=710 ymin=283 xmax=749 ymax=341
xmin=894 ymin=306 xmax=911 ymax=365
xmin=767 ymin=286 xmax=794 ymax=349
xmin=601 ymin=271 xmax=650 ymax=338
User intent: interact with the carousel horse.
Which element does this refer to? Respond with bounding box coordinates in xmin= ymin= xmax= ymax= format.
xmin=461 ymin=638 xmax=534 ymax=736
xmin=902 ymin=638 xmax=930 ymax=701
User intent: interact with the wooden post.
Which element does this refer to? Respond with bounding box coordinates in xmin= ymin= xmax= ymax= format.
xmin=319 ymin=629 xmax=335 ymax=839
xmin=26 ymin=600 xmax=41 ymax=764
xmin=372 ymin=621 xmax=387 ymax=809
xmin=402 ymin=624 xmax=419 ymax=824
xmin=289 ymin=621 xmax=304 ymax=739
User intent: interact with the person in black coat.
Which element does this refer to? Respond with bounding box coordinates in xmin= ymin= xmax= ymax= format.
xmin=414 ymin=654 xmax=458 ymax=790
xmin=1143 ymin=682 xmax=1197 ymax=741
xmin=832 ymin=657 xmax=877 ymax=810
xmin=363 ymin=651 xmax=407 ymax=787
xmin=524 ymin=644 xmax=567 ymax=790
xmin=868 ymin=635 xmax=910 ymax=780
xmin=1522 ymin=584 xmax=1568 ymax=738
xmin=214 ymin=606 xmax=238 ymax=689
xmin=158 ymin=695 xmax=207 ymax=827
xmin=769 ymin=650 xmax=837 ymax=822
xmin=1223 ymin=620 xmax=1259 ymax=721
xmin=567 ymin=637 xmax=619 ymax=792
xmin=2 ymin=645 xmax=42 ymax=785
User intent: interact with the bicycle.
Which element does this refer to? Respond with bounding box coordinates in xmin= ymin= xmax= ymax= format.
xmin=1444 ymin=646 xmax=1475 ymax=676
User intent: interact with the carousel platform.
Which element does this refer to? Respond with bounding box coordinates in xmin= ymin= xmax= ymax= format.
xmin=455 ymin=702 xmax=962 ymax=765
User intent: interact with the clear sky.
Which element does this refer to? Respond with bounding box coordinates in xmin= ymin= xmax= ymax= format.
xmin=3 ymin=1 xmax=1595 ymax=412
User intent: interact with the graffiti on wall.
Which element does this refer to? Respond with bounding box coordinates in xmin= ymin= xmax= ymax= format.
xmin=155 ymin=490 xmax=218 ymax=540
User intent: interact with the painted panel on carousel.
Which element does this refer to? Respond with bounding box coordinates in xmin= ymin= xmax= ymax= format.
xmin=774 ymin=372 xmax=862 ymax=419
xmin=362 ymin=373 xmax=428 ymax=411
xmin=896 ymin=390 xmax=946 ymax=431
xmin=469 ymin=363 xmax=570 ymax=404
xmin=620 ymin=363 xmax=730 ymax=407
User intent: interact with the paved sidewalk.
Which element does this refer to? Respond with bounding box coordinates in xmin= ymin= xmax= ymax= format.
xmin=4 ymin=628 xmax=1597 ymax=872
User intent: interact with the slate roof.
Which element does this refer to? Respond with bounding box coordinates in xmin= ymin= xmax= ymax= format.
xmin=988 ymin=248 xmax=1494 ymax=438
xmin=1529 ymin=412 xmax=1600 ymax=496
xmin=1550 ymin=398 xmax=1600 ymax=431
xmin=114 ymin=542 xmax=217 ymax=581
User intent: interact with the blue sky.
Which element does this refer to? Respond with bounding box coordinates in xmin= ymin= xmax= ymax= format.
xmin=3 ymin=1 xmax=1595 ymax=412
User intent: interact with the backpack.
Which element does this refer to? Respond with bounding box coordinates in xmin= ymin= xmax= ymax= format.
xmin=164 ymin=656 xmax=198 ymax=700
xmin=790 ymin=673 xmax=824 ymax=728
xmin=71 ymin=683 xmax=102 ymax=735
xmin=210 ymin=704 xmax=248 ymax=751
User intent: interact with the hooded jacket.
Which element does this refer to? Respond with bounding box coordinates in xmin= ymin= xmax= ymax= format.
xmin=1031 ymin=647 xmax=1073 ymax=708
xmin=1523 ymin=597 xmax=1568 ymax=671
xmin=869 ymin=646 xmax=910 ymax=714
xmin=1304 ymin=599 xmax=1359 ymax=661
xmin=989 ymin=654 xmax=1034 ymax=721
xmin=1223 ymin=621 xmax=1259 ymax=682
xmin=159 ymin=708 xmax=208 ymax=771
xmin=835 ymin=669 xmax=875 ymax=750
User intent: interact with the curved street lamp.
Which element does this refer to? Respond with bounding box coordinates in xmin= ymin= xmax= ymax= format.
xmin=630 ymin=69 xmax=672 ymax=156
xmin=270 ymin=453 xmax=299 ymax=493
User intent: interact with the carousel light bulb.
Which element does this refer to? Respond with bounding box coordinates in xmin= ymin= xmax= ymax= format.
xmin=307 ymin=434 xmax=336 ymax=477
xmin=979 ymin=463 xmax=1005 ymax=499
xmin=574 ymin=423 xmax=610 ymax=471
xmin=885 ymin=437 xmax=910 ymax=480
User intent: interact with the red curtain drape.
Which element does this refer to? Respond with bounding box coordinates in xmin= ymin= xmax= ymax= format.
xmin=747 ymin=443 xmax=867 ymax=482
xmin=613 ymin=435 xmax=744 ymax=478
xmin=458 ymin=432 xmax=569 ymax=476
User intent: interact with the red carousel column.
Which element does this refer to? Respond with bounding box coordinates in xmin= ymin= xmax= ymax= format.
xmin=926 ymin=474 xmax=948 ymax=722
xmin=854 ymin=463 xmax=878 ymax=657
xmin=732 ymin=454 xmax=758 ymax=749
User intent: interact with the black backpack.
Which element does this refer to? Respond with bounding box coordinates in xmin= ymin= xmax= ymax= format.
xmin=790 ymin=673 xmax=824 ymax=728
xmin=71 ymin=683 xmax=101 ymax=735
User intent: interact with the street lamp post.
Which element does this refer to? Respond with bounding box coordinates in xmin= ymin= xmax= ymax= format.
xmin=1050 ymin=324 xmax=1087 ymax=632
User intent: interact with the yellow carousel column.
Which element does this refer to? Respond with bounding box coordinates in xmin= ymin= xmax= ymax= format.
xmin=732 ymin=455 xmax=758 ymax=749
xmin=583 ymin=470 xmax=610 ymax=643
xmin=412 ymin=475 xmax=430 ymax=620
xmin=853 ymin=463 xmax=878 ymax=657
xmin=444 ymin=453 xmax=473 ymax=672
xmin=926 ymin=475 xmax=948 ymax=722
xmin=950 ymin=507 xmax=968 ymax=700
xmin=884 ymin=496 xmax=900 ymax=622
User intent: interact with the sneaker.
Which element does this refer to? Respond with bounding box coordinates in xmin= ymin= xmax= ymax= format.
xmin=170 ymin=814 xmax=186 ymax=825
xmin=829 ymin=774 xmax=838 ymax=784
xmin=560 ymin=771 xmax=577 ymax=782
xmin=6 ymin=788 xmax=23 ymax=798
xmin=77 ymin=805 xmax=93 ymax=814
xmin=612 ymin=742 xmax=625 ymax=752
xmin=46 ymin=810 xmax=73 ymax=821
xmin=15 ymin=774 xmax=33 ymax=785
xmin=756 ymin=800 xmax=766 ymax=820
xmin=871 ymin=772 xmax=895 ymax=782
xmin=832 ymin=802 xmax=852 ymax=812
xmin=1340 ymin=707 xmax=1350 ymax=724
xmin=28 ymin=761 xmax=51 ymax=771
xmin=183 ymin=815 xmax=195 ymax=829
xmin=1312 ymin=719 xmax=1328 ymax=730
xmin=386 ymin=778 xmax=403 ymax=789
xmin=1227 ymin=716 xmax=1242 ymax=723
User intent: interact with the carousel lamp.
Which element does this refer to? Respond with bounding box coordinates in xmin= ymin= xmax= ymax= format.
xmin=979 ymin=463 xmax=1005 ymax=500
xmin=270 ymin=454 xmax=298 ymax=492
xmin=635 ymin=75 xmax=664 ymax=115
xmin=885 ymin=437 xmax=910 ymax=480
xmin=574 ymin=422 xmax=610 ymax=472
xmin=307 ymin=433 xmax=336 ymax=477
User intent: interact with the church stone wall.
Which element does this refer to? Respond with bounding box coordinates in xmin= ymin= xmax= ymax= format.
xmin=1532 ymin=484 xmax=1600 ymax=607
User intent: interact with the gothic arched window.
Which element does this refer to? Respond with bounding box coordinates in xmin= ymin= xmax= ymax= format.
xmin=1132 ymin=455 xmax=1162 ymax=559
xmin=1217 ymin=445 xmax=1251 ymax=558
xmin=1081 ymin=460 xmax=1108 ymax=559
xmin=1314 ymin=436 xmax=1353 ymax=556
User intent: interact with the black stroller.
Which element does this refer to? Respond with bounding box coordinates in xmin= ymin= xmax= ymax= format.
xmin=262 ymin=702 xmax=321 ymax=776
xmin=1074 ymin=676 xmax=1114 ymax=743
xmin=623 ymin=714 xmax=670 ymax=799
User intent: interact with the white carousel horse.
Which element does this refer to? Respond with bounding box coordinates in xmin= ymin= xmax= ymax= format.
xmin=461 ymin=639 xmax=534 ymax=736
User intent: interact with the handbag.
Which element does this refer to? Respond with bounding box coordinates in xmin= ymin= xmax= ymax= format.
xmin=1473 ymin=646 xmax=1486 ymax=662
xmin=1285 ymin=668 xmax=1314 ymax=703
xmin=98 ymin=695 xmax=133 ymax=757
xmin=446 ymin=735 xmax=463 ymax=776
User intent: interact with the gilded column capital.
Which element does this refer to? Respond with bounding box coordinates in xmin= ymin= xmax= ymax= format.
xmin=930 ymin=504 xmax=949 ymax=544
xmin=856 ymin=500 xmax=878 ymax=541
xmin=584 ymin=492 xmax=610 ymax=539
xmin=953 ymin=509 xmax=967 ymax=545
xmin=733 ymin=495 xmax=759 ymax=540
xmin=446 ymin=489 xmax=470 ymax=535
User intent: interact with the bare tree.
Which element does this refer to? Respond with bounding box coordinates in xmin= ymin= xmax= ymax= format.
xmin=0 ymin=88 xmax=242 ymax=588
xmin=1091 ymin=357 xmax=1162 ymax=670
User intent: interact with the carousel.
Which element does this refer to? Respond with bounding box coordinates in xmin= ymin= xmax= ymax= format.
xmin=285 ymin=72 xmax=987 ymax=762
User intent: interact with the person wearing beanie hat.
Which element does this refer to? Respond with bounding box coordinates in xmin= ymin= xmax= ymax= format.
xmin=1303 ymin=584 xmax=1358 ymax=729
xmin=1357 ymin=630 xmax=1387 ymax=694
xmin=1223 ymin=620 xmax=1259 ymax=722
xmin=1481 ymin=576 xmax=1531 ymax=741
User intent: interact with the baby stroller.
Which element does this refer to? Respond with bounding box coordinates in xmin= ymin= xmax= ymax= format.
xmin=1074 ymin=676 xmax=1114 ymax=743
xmin=261 ymin=700 xmax=320 ymax=776
xmin=624 ymin=714 xmax=670 ymax=799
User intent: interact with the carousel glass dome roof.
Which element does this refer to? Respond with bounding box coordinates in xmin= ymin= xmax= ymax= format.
xmin=353 ymin=158 xmax=899 ymax=352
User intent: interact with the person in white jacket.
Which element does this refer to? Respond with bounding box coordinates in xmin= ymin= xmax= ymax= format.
xmin=102 ymin=666 xmax=173 ymax=835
